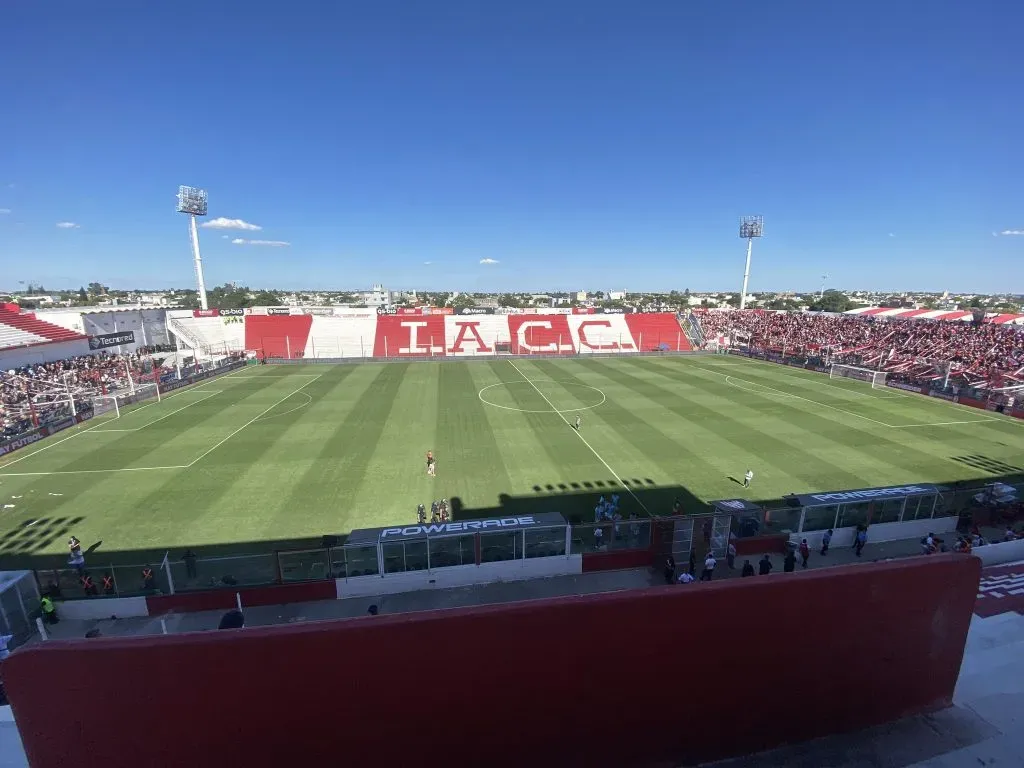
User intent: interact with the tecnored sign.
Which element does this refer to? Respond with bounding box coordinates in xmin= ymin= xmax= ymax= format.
xmin=89 ymin=331 xmax=135 ymax=350
xmin=267 ymin=307 xmax=291 ymax=316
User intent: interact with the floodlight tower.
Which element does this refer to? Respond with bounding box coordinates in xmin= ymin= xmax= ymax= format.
xmin=176 ymin=186 xmax=210 ymax=310
xmin=738 ymin=215 xmax=763 ymax=310
xmin=820 ymin=274 xmax=830 ymax=299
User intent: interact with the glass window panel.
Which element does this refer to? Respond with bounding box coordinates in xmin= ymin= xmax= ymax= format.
xmin=525 ymin=527 xmax=567 ymax=558
xmin=801 ymin=505 xmax=838 ymax=532
xmin=764 ymin=505 xmax=802 ymax=535
xmin=335 ymin=545 xmax=379 ymax=577
xmin=480 ymin=532 xmax=517 ymax=562
xmin=837 ymin=501 xmax=872 ymax=529
xmin=382 ymin=542 xmax=405 ymax=574
xmin=278 ymin=549 xmax=330 ymax=583
xmin=874 ymin=498 xmax=904 ymax=525
xmin=932 ymin=494 xmax=954 ymax=518
xmin=404 ymin=540 xmax=428 ymax=571
xmin=429 ymin=535 xmax=472 ymax=568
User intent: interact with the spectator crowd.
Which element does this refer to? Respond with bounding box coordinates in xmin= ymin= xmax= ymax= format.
xmin=694 ymin=309 xmax=1024 ymax=390
xmin=1 ymin=352 xmax=148 ymax=439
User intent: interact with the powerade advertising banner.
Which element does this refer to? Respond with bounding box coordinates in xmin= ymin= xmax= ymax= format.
xmin=89 ymin=331 xmax=135 ymax=350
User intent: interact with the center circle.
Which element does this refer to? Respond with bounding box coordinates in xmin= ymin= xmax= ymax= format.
xmin=478 ymin=380 xmax=606 ymax=414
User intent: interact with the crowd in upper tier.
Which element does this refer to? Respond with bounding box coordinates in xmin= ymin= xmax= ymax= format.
xmin=1 ymin=353 xmax=146 ymax=438
xmin=692 ymin=309 xmax=1024 ymax=389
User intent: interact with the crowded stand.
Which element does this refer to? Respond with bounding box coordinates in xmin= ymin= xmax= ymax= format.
xmin=1 ymin=353 xmax=149 ymax=439
xmin=693 ymin=309 xmax=1024 ymax=391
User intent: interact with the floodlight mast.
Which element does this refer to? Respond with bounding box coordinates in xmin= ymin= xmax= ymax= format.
xmin=738 ymin=216 xmax=763 ymax=310
xmin=176 ymin=186 xmax=210 ymax=310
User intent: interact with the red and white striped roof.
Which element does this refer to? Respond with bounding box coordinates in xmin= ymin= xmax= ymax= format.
xmin=845 ymin=307 xmax=1024 ymax=324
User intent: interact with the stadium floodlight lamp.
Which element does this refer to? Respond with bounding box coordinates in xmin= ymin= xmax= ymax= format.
xmin=737 ymin=215 xmax=763 ymax=310
xmin=177 ymin=185 xmax=210 ymax=310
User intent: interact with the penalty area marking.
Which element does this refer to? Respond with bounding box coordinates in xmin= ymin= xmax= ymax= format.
xmin=90 ymin=391 xmax=221 ymax=432
xmin=507 ymin=360 xmax=650 ymax=515
xmin=478 ymin=381 xmax=606 ymax=414
xmin=0 ymin=372 xmax=323 ymax=478
xmin=254 ymin=391 xmax=314 ymax=421
xmin=715 ymin=370 xmax=991 ymax=429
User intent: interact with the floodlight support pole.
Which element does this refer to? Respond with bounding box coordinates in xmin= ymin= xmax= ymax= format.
xmin=739 ymin=238 xmax=753 ymax=310
xmin=189 ymin=215 xmax=209 ymax=311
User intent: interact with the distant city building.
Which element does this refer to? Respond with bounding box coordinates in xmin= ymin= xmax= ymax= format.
xmin=607 ymin=290 xmax=626 ymax=301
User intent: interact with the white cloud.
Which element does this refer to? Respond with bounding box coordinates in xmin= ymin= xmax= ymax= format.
xmin=201 ymin=217 xmax=262 ymax=231
xmin=222 ymin=235 xmax=230 ymax=239
xmin=0 ymin=208 xmax=10 ymax=215
xmin=479 ymin=258 xmax=499 ymax=265
xmin=998 ymin=230 xmax=1024 ymax=236
xmin=423 ymin=261 xmax=432 ymax=265
xmin=55 ymin=221 xmax=79 ymax=229
xmin=888 ymin=232 xmax=895 ymax=237
xmin=231 ymin=238 xmax=290 ymax=247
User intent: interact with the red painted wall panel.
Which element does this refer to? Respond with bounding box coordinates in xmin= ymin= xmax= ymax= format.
xmin=244 ymin=315 xmax=313 ymax=359
xmin=581 ymin=548 xmax=652 ymax=572
xmin=146 ymin=580 xmax=336 ymax=614
xmin=372 ymin=314 xmax=447 ymax=357
xmin=623 ymin=312 xmax=691 ymax=350
xmin=4 ymin=555 xmax=977 ymax=768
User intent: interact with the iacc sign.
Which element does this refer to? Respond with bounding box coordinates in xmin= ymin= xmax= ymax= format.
xmin=89 ymin=331 xmax=135 ymax=350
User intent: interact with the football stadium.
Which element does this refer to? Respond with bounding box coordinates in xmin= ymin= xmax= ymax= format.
xmin=4 ymin=5 xmax=1024 ymax=767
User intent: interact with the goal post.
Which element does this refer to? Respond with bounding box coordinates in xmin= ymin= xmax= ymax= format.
xmin=829 ymin=363 xmax=888 ymax=389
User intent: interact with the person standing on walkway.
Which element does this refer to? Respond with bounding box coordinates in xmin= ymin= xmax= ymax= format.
xmin=820 ymin=529 xmax=833 ymax=556
xmin=726 ymin=541 xmax=737 ymax=570
xmin=743 ymin=469 xmax=754 ymax=488
xmin=854 ymin=526 xmax=867 ymax=558
xmin=40 ymin=596 xmax=58 ymax=625
xmin=799 ymin=539 xmax=810 ymax=569
xmin=741 ymin=560 xmax=755 ymax=577
xmin=663 ymin=554 xmax=676 ymax=584
xmin=758 ymin=554 xmax=773 ymax=576
xmin=701 ymin=553 xmax=717 ymax=581
xmin=783 ymin=549 xmax=796 ymax=573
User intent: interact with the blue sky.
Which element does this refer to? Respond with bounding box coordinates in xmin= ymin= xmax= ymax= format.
xmin=1 ymin=1 xmax=1021 ymax=294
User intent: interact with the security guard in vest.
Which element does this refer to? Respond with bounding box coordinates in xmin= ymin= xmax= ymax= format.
xmin=40 ymin=596 xmax=58 ymax=625
xmin=80 ymin=573 xmax=98 ymax=596
xmin=101 ymin=574 xmax=115 ymax=595
xmin=142 ymin=566 xmax=156 ymax=591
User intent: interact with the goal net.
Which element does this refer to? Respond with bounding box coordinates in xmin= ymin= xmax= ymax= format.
xmin=829 ymin=363 xmax=887 ymax=388
xmin=90 ymin=383 xmax=162 ymax=424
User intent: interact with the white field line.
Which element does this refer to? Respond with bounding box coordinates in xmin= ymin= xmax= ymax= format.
xmin=0 ymin=364 xmax=260 ymax=473
xmin=697 ymin=365 xmax=994 ymax=430
xmin=0 ymin=465 xmax=188 ymax=478
xmin=715 ymin=372 xmax=895 ymax=427
xmin=688 ymin=356 xmax=1013 ymax=424
xmin=894 ymin=420 xmax=993 ymax=428
xmin=508 ymin=360 xmax=650 ymax=515
xmin=185 ymin=374 xmax=323 ymax=467
xmin=90 ymin=391 xmax=221 ymax=432
xmin=692 ymin=356 xmax=910 ymax=400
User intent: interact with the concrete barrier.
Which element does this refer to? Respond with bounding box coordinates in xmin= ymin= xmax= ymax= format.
xmin=54 ymin=596 xmax=149 ymax=620
xmin=4 ymin=555 xmax=978 ymax=768
xmin=974 ymin=537 xmax=1024 ymax=568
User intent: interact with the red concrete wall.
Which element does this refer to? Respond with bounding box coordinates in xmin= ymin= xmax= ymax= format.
xmin=581 ymin=548 xmax=652 ymax=571
xmin=4 ymin=555 xmax=978 ymax=768
xmin=146 ymin=580 xmax=336 ymax=614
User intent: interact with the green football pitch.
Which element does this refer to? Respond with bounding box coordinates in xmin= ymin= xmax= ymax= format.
xmin=1 ymin=355 xmax=1022 ymax=569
